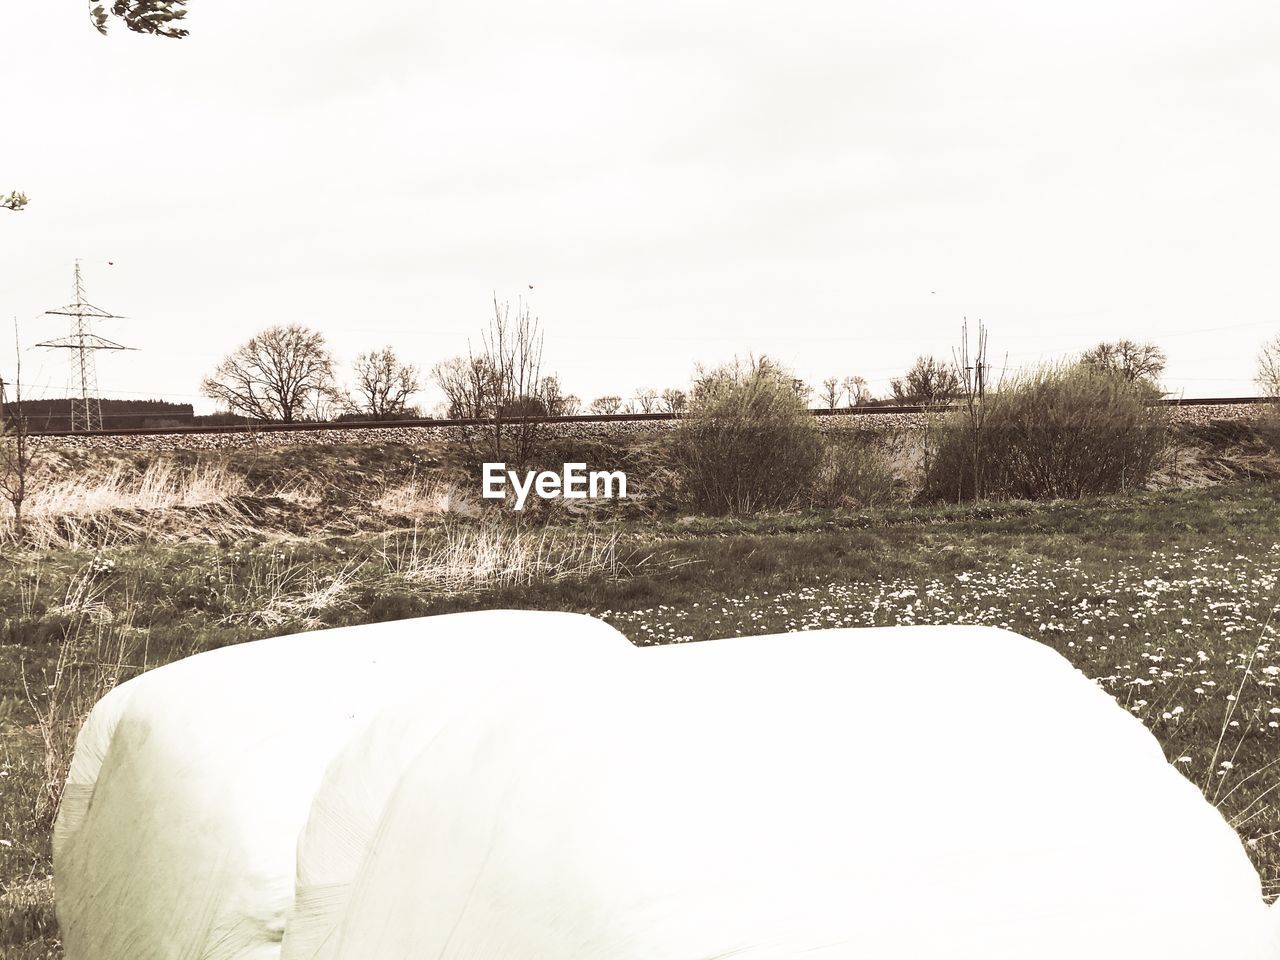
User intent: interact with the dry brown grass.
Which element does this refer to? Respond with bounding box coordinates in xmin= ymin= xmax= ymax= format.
xmin=0 ymin=463 xmax=256 ymax=550
xmin=374 ymin=474 xmax=479 ymax=520
xmin=19 ymin=567 xmax=149 ymax=829
xmin=380 ymin=520 xmax=626 ymax=592
xmin=215 ymin=554 xmax=365 ymax=630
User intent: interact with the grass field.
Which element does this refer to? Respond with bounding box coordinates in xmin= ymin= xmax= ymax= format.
xmin=1 ymin=466 xmax=1279 ymax=957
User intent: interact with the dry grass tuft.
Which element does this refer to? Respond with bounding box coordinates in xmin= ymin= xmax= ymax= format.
xmin=217 ymin=554 xmax=364 ymax=630
xmin=0 ymin=462 xmax=255 ymax=550
xmin=381 ymin=521 xmax=625 ymax=592
xmin=375 ymin=474 xmax=480 ymax=520
xmin=19 ymin=567 xmax=148 ymax=829
xmin=0 ymin=874 xmax=56 ymax=956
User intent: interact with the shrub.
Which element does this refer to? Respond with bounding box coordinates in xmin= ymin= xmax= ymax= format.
xmin=923 ymin=363 xmax=1169 ymax=502
xmin=671 ymin=358 xmax=823 ymax=515
xmin=1260 ymin=406 xmax=1280 ymax=454
xmin=810 ymin=434 xmax=901 ymax=508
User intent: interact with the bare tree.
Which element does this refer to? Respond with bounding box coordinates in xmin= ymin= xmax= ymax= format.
xmin=635 ymin=389 xmax=660 ymax=414
xmin=354 ymin=347 xmax=420 ymax=419
xmin=842 ymin=376 xmax=872 ymax=407
xmin=819 ymin=377 xmax=842 ymax=411
xmin=1 ymin=322 xmax=40 ymax=540
xmin=538 ymin=375 xmax=581 ymax=417
xmin=951 ymin=319 xmax=991 ymax=500
xmin=473 ymin=295 xmax=548 ymax=465
xmin=433 ymin=296 xmax=556 ymax=462
xmin=891 ymin=356 xmax=961 ymax=406
xmin=201 ymin=324 xmax=336 ymax=423
xmin=433 ymin=355 xmax=496 ymax=419
xmin=590 ymin=395 xmax=622 ymax=415
xmin=301 ymin=384 xmax=353 ymax=422
xmin=660 ymin=388 xmax=687 ymax=415
xmin=1256 ymin=335 xmax=1280 ymax=398
xmin=1079 ymin=340 xmax=1166 ymax=385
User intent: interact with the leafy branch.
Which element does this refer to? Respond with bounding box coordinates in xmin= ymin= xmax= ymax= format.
xmin=90 ymin=0 xmax=189 ymax=39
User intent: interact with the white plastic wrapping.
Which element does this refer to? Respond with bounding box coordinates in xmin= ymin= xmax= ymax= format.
xmin=281 ymin=623 xmax=628 ymax=960
xmin=53 ymin=610 xmax=631 ymax=960
xmin=319 ymin=625 xmax=1276 ymax=960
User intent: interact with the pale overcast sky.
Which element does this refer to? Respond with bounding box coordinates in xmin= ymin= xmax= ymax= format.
xmin=3 ymin=1 xmax=1278 ymax=412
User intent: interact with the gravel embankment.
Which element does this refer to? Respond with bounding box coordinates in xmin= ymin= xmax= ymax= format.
xmin=42 ymin=403 xmax=1267 ymax=452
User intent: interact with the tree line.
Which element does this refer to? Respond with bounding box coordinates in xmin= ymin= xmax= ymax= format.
xmin=199 ymin=298 xmax=1182 ymax=427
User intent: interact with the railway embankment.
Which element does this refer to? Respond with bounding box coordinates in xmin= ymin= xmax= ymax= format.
xmin=35 ymin=401 xmax=1273 ymax=452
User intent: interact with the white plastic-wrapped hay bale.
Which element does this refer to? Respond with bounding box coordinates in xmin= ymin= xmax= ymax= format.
xmin=53 ymin=609 xmax=631 ymax=960
xmin=320 ymin=625 xmax=1277 ymax=960
xmin=51 ymin=676 xmax=143 ymax=856
xmin=281 ymin=628 xmax=633 ymax=960
xmin=280 ymin=697 xmax=504 ymax=960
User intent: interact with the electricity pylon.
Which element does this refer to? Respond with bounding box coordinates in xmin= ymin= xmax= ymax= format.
xmin=35 ymin=261 xmax=135 ymax=432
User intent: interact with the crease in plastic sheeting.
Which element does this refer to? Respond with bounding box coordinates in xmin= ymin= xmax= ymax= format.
xmin=297 ymin=791 xmax=371 ymax=881
xmin=280 ymin=883 xmax=351 ymax=960
xmin=281 ymin=793 xmax=373 ymax=960
xmin=282 ymin=638 xmax=630 ymax=960
xmin=202 ymin=871 xmax=293 ymax=960
xmin=51 ymin=783 xmax=94 ymax=855
xmin=283 ymin=727 xmax=485 ymax=960
xmin=318 ymin=677 xmax=623 ymax=960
